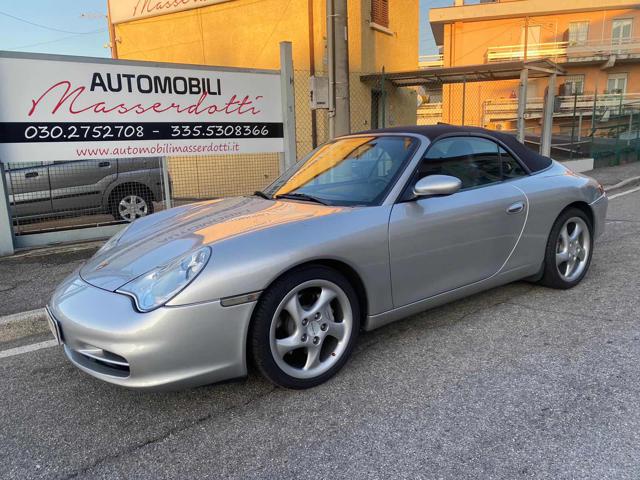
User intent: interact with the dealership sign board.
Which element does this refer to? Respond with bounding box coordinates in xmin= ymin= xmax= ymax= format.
xmin=0 ymin=52 xmax=284 ymax=163
xmin=109 ymin=0 xmax=235 ymax=24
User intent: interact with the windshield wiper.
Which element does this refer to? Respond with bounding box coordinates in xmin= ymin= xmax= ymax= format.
xmin=253 ymin=190 xmax=272 ymax=200
xmin=274 ymin=192 xmax=330 ymax=205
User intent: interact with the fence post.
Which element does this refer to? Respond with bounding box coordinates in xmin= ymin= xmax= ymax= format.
xmin=161 ymin=157 xmax=172 ymax=209
xmin=380 ymin=67 xmax=386 ymax=128
xmin=279 ymin=41 xmax=297 ymax=172
xmin=517 ymin=67 xmax=528 ymax=143
xmin=0 ymin=163 xmax=15 ymax=257
xmin=540 ymin=73 xmax=557 ymax=157
xmin=569 ymin=92 xmax=578 ymax=160
xmin=461 ymin=76 xmax=466 ymax=126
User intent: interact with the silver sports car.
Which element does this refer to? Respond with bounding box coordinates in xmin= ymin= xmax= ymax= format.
xmin=47 ymin=125 xmax=608 ymax=390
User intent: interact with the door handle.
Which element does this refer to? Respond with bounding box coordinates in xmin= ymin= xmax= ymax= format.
xmin=25 ymin=171 xmax=38 ymax=178
xmin=98 ymin=161 xmax=111 ymax=168
xmin=507 ymin=201 xmax=525 ymax=214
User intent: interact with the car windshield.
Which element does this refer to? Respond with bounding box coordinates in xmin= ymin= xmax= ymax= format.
xmin=263 ymin=136 xmax=418 ymax=206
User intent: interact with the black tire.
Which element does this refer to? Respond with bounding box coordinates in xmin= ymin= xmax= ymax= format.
xmin=109 ymin=187 xmax=154 ymax=222
xmin=249 ymin=265 xmax=361 ymax=389
xmin=539 ymin=207 xmax=593 ymax=289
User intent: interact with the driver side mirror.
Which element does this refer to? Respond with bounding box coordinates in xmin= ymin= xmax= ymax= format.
xmin=413 ymin=175 xmax=461 ymax=198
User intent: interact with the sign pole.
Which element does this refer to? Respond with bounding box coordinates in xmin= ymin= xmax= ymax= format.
xmin=541 ymin=73 xmax=557 ymax=157
xmin=0 ymin=163 xmax=15 ymax=257
xmin=161 ymin=157 xmax=172 ymax=209
xmin=517 ymin=67 xmax=529 ymax=143
xmin=280 ymin=42 xmax=297 ymax=172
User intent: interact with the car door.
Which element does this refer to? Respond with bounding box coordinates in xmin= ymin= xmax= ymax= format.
xmin=388 ymin=136 xmax=528 ymax=307
xmin=49 ymin=159 xmax=116 ymax=213
xmin=5 ymin=162 xmax=53 ymax=218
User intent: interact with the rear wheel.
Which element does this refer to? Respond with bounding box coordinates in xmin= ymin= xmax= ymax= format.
xmin=539 ymin=208 xmax=593 ymax=289
xmin=249 ymin=266 xmax=360 ymax=389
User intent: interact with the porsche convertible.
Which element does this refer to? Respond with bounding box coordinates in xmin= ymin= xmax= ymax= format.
xmin=47 ymin=125 xmax=608 ymax=390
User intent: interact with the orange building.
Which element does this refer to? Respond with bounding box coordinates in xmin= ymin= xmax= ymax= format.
xmin=426 ymin=0 xmax=640 ymax=132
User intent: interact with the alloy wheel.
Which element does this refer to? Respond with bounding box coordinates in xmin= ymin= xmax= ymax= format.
xmin=269 ymin=279 xmax=353 ymax=380
xmin=555 ymin=216 xmax=591 ymax=282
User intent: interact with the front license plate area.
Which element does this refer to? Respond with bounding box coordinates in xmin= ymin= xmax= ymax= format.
xmin=46 ymin=308 xmax=62 ymax=345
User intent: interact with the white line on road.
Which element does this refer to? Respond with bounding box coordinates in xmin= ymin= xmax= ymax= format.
xmin=0 ymin=339 xmax=59 ymax=359
xmin=0 ymin=308 xmax=46 ymax=326
xmin=608 ymin=185 xmax=640 ymax=200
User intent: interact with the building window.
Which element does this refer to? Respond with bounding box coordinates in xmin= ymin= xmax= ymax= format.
xmin=564 ymin=75 xmax=585 ymax=95
xmin=612 ymin=19 xmax=632 ymax=44
xmin=371 ymin=0 xmax=389 ymax=28
xmin=568 ymin=22 xmax=589 ymax=46
xmin=607 ymin=73 xmax=627 ymax=94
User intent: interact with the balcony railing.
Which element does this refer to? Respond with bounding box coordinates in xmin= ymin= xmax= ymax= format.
xmin=483 ymin=93 xmax=640 ymax=122
xmin=486 ymin=37 xmax=640 ymax=63
xmin=419 ymin=54 xmax=444 ymax=69
xmin=566 ymin=37 xmax=640 ymax=61
xmin=417 ymin=102 xmax=443 ymax=125
xmin=418 ymin=93 xmax=640 ymax=127
xmin=487 ymin=41 xmax=568 ymax=62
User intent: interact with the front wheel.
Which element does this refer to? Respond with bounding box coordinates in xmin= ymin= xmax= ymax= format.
xmin=539 ymin=208 xmax=593 ymax=289
xmin=249 ymin=266 xmax=360 ymax=389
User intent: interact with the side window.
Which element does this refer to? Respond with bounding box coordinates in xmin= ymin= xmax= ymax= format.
xmin=420 ymin=137 xmax=502 ymax=190
xmin=499 ymin=147 xmax=527 ymax=179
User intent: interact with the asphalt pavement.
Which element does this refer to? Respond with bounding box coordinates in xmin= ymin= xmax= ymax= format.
xmin=1 ymin=178 xmax=639 ymax=479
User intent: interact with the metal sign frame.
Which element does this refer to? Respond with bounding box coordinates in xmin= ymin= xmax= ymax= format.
xmin=0 ymin=43 xmax=296 ymax=256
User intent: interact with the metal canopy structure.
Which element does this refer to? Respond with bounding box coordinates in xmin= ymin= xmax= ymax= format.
xmin=361 ymin=59 xmax=566 ymax=157
xmin=360 ymin=59 xmax=565 ymax=87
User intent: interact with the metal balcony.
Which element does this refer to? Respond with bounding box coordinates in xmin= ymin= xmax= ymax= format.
xmin=417 ymin=102 xmax=443 ymax=125
xmin=566 ymin=37 xmax=640 ymax=63
xmin=482 ymin=93 xmax=640 ymax=122
xmin=486 ymin=38 xmax=640 ymax=64
xmin=487 ymin=42 xmax=568 ymax=62
xmin=419 ymin=54 xmax=444 ymax=69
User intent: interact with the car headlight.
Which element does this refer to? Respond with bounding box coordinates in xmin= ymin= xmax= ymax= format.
xmin=97 ymin=226 xmax=129 ymax=255
xmin=117 ymin=247 xmax=211 ymax=312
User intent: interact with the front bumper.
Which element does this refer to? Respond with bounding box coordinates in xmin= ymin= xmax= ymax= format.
xmin=590 ymin=193 xmax=608 ymax=240
xmin=48 ymin=275 xmax=256 ymax=390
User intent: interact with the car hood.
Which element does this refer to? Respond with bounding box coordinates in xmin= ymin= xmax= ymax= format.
xmin=80 ymin=196 xmax=347 ymax=291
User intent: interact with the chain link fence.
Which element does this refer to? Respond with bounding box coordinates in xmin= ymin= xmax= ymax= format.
xmin=417 ymin=78 xmax=640 ymax=166
xmin=5 ymin=151 xmax=281 ymax=237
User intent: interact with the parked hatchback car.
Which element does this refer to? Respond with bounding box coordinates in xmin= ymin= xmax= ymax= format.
xmin=5 ymin=157 xmax=163 ymax=223
xmin=48 ymin=125 xmax=607 ymax=391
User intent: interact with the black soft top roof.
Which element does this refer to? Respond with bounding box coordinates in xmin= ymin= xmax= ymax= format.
xmin=358 ymin=124 xmax=552 ymax=173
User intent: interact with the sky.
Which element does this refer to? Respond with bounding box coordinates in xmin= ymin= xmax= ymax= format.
xmin=0 ymin=0 xmax=449 ymax=58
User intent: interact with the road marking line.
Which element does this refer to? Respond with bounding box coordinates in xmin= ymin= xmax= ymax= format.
xmin=0 ymin=339 xmax=58 ymax=359
xmin=605 ymin=175 xmax=640 ymax=192
xmin=0 ymin=308 xmax=47 ymax=326
xmin=609 ymin=185 xmax=640 ymax=200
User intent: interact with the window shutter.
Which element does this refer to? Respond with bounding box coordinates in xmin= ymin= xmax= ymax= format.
xmin=371 ymin=0 xmax=389 ymax=28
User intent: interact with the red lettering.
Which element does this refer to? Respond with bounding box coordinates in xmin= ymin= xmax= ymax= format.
xmin=29 ymin=80 xmax=263 ymax=118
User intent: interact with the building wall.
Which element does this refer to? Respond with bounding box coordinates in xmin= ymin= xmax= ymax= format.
xmin=110 ymin=0 xmax=418 ymax=197
xmin=434 ymin=4 xmax=640 ymax=128
xmin=111 ymin=0 xmax=418 ymax=128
